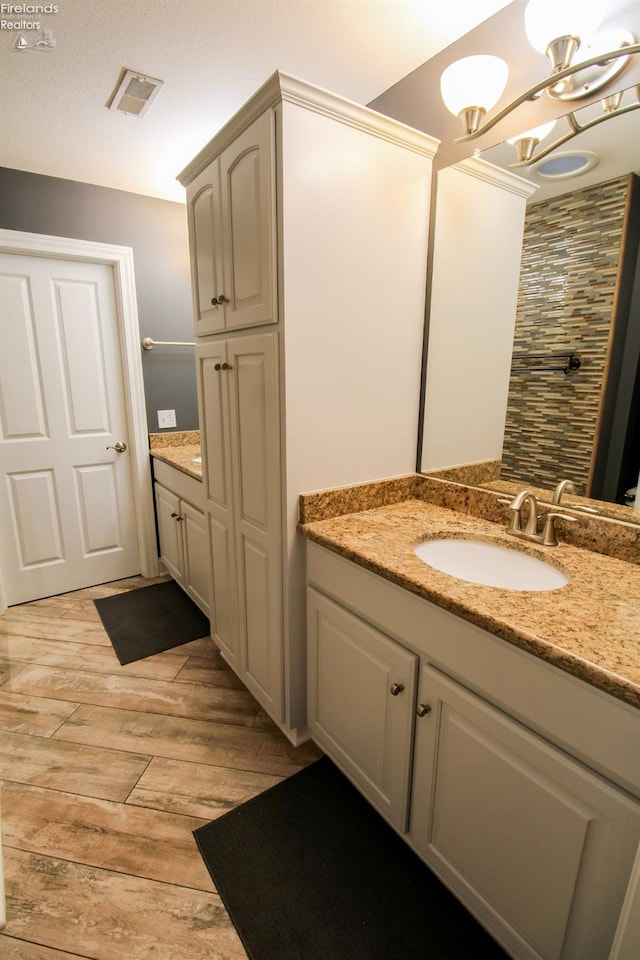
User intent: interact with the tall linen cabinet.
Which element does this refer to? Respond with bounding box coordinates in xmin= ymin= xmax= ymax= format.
xmin=178 ymin=72 xmax=438 ymax=743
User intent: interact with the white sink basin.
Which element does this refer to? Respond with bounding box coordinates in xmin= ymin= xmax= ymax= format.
xmin=413 ymin=538 xmax=569 ymax=591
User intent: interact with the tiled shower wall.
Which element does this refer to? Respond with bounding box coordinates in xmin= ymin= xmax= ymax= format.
xmin=501 ymin=175 xmax=630 ymax=496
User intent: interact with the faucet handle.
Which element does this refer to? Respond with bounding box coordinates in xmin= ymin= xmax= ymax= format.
xmin=541 ymin=511 xmax=577 ymax=546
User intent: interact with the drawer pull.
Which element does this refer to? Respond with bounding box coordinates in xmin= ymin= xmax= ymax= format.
xmin=389 ymin=682 xmax=405 ymax=696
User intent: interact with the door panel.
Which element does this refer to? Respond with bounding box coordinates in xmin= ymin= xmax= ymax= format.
xmin=0 ymin=274 xmax=47 ymax=439
xmin=54 ymin=278 xmax=110 ymax=433
xmin=0 ymin=254 xmax=140 ymax=604
xmin=411 ymin=665 xmax=640 ymax=960
xmin=196 ymin=342 xmax=239 ymax=663
xmin=227 ymin=332 xmax=282 ymax=719
xmin=7 ymin=470 xmax=63 ymax=567
xmin=191 ymin=178 xmax=225 ymax=335
xmin=221 ymin=111 xmax=276 ymax=330
xmin=74 ymin=464 xmax=121 ymax=554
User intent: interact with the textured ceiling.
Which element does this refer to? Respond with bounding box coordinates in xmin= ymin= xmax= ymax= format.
xmin=0 ymin=0 xmax=512 ymax=202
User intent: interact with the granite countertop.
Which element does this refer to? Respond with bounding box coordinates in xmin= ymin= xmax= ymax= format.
xmin=299 ymin=497 xmax=640 ymax=710
xmin=148 ymin=430 xmax=202 ymax=481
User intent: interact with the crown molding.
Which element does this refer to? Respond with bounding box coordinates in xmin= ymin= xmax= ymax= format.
xmin=178 ymin=71 xmax=440 ymax=186
xmin=449 ymin=155 xmax=539 ymax=199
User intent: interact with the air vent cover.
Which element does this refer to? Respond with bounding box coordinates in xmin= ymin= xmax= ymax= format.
xmin=109 ymin=69 xmax=164 ymax=118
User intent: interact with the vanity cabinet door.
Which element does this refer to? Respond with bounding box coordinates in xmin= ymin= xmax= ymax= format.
xmin=410 ymin=664 xmax=640 ymax=960
xmin=219 ymin=110 xmax=276 ymax=331
xmin=307 ymin=588 xmax=417 ymax=832
xmin=180 ymin=498 xmax=210 ymax=618
xmin=188 ymin=162 xmax=226 ymax=337
xmin=154 ymin=482 xmax=184 ymax=585
xmin=197 ymin=333 xmax=282 ymax=720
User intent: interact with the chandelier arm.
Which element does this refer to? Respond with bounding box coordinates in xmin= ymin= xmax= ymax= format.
xmin=454 ymin=41 xmax=640 ymax=144
xmin=566 ymin=112 xmax=584 ymax=133
xmin=507 ymin=100 xmax=640 ymax=167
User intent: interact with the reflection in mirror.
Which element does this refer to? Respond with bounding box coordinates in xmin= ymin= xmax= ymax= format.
xmin=425 ymin=93 xmax=640 ymax=524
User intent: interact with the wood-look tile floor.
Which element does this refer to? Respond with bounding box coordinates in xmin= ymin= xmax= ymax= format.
xmin=0 ymin=576 xmax=322 ymax=960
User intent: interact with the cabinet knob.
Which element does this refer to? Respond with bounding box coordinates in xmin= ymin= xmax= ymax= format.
xmin=170 ymin=511 xmax=183 ymax=521
xmin=217 ymin=294 xmax=228 ymax=303
xmin=211 ymin=297 xmax=219 ymax=305
xmin=389 ymin=682 xmax=405 ymax=696
xmin=417 ymin=703 xmax=432 ymax=717
xmin=214 ymin=363 xmax=222 ymax=371
xmin=221 ymin=362 xmax=233 ymax=370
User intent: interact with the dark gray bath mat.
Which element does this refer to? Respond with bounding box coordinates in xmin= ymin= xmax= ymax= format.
xmin=95 ymin=579 xmax=209 ymax=664
xmin=194 ymin=756 xmax=508 ymax=960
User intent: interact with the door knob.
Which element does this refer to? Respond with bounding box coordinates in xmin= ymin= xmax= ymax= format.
xmin=106 ymin=442 xmax=127 ymax=453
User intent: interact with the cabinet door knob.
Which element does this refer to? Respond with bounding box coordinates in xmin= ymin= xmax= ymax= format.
xmin=211 ymin=297 xmax=219 ymax=305
xmin=217 ymin=294 xmax=228 ymax=303
xmin=214 ymin=363 xmax=222 ymax=371
xmin=389 ymin=682 xmax=405 ymax=696
xmin=170 ymin=511 xmax=181 ymax=519
xmin=417 ymin=703 xmax=432 ymax=717
xmin=221 ymin=362 xmax=233 ymax=370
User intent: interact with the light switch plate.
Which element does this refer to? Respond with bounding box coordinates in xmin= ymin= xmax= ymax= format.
xmin=157 ymin=409 xmax=176 ymax=429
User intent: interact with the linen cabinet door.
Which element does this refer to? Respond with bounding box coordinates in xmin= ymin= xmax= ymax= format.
xmin=410 ymin=664 xmax=640 ymax=960
xmin=181 ymin=499 xmax=210 ymax=618
xmin=196 ymin=342 xmax=240 ymax=666
xmin=154 ymin=483 xmax=184 ymax=585
xmin=187 ymin=161 xmax=226 ymax=336
xmin=226 ymin=331 xmax=282 ymax=721
xmin=219 ymin=110 xmax=277 ymax=331
xmin=307 ymin=588 xmax=417 ymax=832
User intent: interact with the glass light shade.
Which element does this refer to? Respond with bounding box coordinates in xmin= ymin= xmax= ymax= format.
xmin=524 ymin=0 xmax=606 ymax=54
xmin=440 ymin=55 xmax=509 ymax=116
xmin=507 ymin=119 xmax=556 ymax=145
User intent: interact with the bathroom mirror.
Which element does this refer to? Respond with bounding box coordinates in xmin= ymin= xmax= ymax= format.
xmin=420 ymin=91 xmax=640 ymax=523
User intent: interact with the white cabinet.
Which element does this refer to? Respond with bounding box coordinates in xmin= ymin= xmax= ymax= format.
xmin=307 ymin=587 xmax=417 ymax=831
xmin=411 ymin=664 xmax=640 ymax=960
xmin=187 ymin=111 xmax=276 ymax=336
xmin=305 ymin=540 xmax=640 ymax=960
xmin=180 ymin=72 xmax=438 ymax=742
xmin=153 ymin=460 xmax=210 ymax=617
xmin=197 ymin=331 xmax=282 ymax=718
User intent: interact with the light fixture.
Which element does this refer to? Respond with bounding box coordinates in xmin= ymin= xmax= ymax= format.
xmin=507 ymin=119 xmax=556 ymax=163
xmin=509 ymin=85 xmax=640 ymax=168
xmin=524 ymin=0 xmax=605 ymax=72
xmin=440 ymin=0 xmax=639 ymax=146
xmin=440 ymin=55 xmax=509 ymax=135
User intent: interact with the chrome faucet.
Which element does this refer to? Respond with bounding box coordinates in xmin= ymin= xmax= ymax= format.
xmin=504 ymin=489 xmax=576 ymax=546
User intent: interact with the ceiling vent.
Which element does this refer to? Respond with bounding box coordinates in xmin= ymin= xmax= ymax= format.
xmin=108 ymin=69 xmax=164 ymax=118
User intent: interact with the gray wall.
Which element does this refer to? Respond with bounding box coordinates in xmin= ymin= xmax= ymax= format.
xmin=0 ymin=166 xmax=198 ymax=433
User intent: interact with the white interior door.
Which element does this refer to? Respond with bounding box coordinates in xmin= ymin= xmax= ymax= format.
xmin=0 ymin=252 xmax=141 ymax=604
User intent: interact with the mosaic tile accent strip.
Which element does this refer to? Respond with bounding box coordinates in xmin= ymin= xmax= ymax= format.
xmin=501 ymin=176 xmax=630 ymax=495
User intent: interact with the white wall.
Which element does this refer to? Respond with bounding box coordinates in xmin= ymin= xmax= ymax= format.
xmin=421 ymin=157 xmax=537 ymax=472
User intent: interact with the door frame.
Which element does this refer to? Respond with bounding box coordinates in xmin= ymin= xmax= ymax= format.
xmin=0 ymin=229 xmax=159 ymax=614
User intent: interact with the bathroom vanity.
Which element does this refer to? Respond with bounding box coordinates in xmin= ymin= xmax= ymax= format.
xmin=150 ymin=433 xmax=210 ymax=617
xmin=300 ymin=480 xmax=640 ymax=960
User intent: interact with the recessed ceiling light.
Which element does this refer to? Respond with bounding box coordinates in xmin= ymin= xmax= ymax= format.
xmin=532 ymin=151 xmax=600 ymax=180
xmin=108 ymin=69 xmax=164 ymax=118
